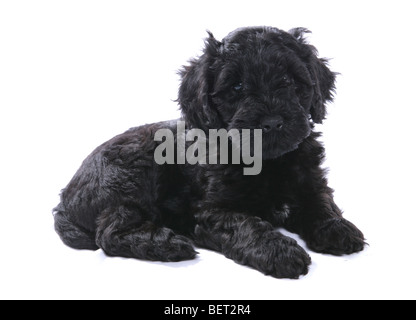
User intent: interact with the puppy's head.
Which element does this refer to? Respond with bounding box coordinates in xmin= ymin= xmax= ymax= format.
xmin=178 ymin=26 xmax=336 ymax=159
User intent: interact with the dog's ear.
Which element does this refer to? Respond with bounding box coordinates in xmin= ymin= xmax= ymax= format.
xmin=307 ymin=57 xmax=336 ymax=123
xmin=177 ymin=32 xmax=223 ymax=130
xmin=289 ymin=28 xmax=337 ymax=124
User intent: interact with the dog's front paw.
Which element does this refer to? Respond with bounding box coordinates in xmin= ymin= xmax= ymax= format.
xmin=306 ymin=218 xmax=366 ymax=255
xmin=272 ymin=236 xmax=312 ymax=279
xmin=246 ymin=233 xmax=311 ymax=279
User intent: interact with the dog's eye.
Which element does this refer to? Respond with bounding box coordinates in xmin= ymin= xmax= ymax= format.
xmin=232 ymin=82 xmax=244 ymax=92
xmin=282 ymin=75 xmax=291 ymax=86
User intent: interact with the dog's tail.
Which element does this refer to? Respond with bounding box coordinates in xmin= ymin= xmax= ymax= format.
xmin=53 ymin=205 xmax=98 ymax=250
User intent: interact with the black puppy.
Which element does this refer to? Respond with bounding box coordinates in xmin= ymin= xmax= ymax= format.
xmin=54 ymin=26 xmax=365 ymax=279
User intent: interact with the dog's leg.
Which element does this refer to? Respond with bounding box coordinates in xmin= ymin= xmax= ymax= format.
xmin=95 ymin=205 xmax=197 ymax=262
xmin=194 ymin=210 xmax=311 ymax=279
xmin=54 ymin=210 xmax=99 ymax=250
xmin=285 ymin=173 xmax=366 ymax=256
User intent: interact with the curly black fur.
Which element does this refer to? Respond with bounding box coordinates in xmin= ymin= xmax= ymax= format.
xmin=54 ymin=26 xmax=365 ymax=279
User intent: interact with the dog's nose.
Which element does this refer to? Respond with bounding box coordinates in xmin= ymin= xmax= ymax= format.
xmin=262 ymin=117 xmax=284 ymax=133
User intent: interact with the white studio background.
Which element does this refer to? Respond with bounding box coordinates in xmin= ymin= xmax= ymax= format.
xmin=1 ymin=0 xmax=415 ymax=300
